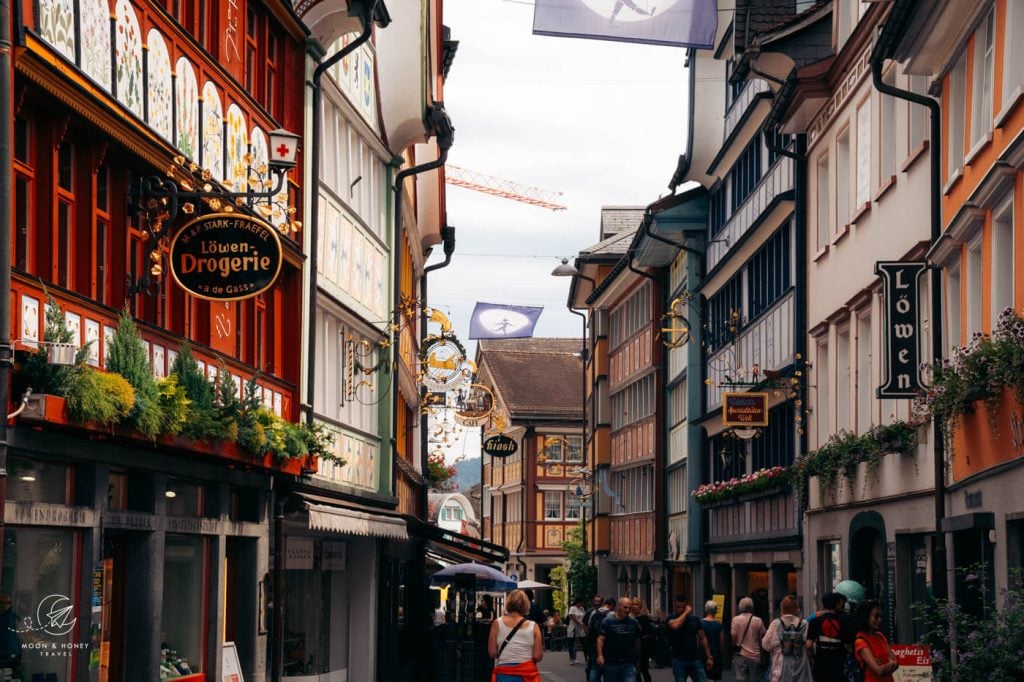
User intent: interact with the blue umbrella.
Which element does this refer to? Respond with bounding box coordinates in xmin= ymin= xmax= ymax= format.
xmin=429 ymin=562 xmax=517 ymax=591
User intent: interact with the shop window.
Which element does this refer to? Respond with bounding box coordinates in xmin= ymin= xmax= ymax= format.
xmin=165 ymin=480 xmax=203 ymax=517
xmin=7 ymin=457 xmax=69 ymax=505
xmin=283 ymin=542 xmax=352 ymax=678
xmin=819 ymin=539 xmax=842 ymax=594
xmin=161 ymin=535 xmax=208 ymax=677
xmin=1 ymin=527 xmax=77 ymax=681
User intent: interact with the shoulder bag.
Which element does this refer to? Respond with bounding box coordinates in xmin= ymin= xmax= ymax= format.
xmin=497 ymin=617 xmax=529 ymax=661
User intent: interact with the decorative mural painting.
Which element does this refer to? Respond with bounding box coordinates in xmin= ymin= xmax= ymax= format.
xmin=201 ymin=82 xmax=224 ymax=181
xmin=21 ymin=296 xmax=40 ymax=349
xmin=175 ymin=58 xmax=199 ymax=160
xmin=146 ymin=30 xmax=174 ymax=141
xmin=81 ymin=0 xmax=111 ymax=90
xmin=226 ymin=104 xmax=248 ymax=192
xmin=38 ymin=0 xmax=76 ymax=63
xmin=115 ymin=0 xmax=144 ymax=119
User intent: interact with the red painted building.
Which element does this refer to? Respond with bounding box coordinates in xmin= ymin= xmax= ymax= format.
xmin=4 ymin=1 xmax=308 ymax=679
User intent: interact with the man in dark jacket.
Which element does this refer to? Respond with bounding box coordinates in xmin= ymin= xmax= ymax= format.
xmin=667 ymin=595 xmax=713 ymax=682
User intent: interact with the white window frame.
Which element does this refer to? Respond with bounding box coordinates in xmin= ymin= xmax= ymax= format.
xmin=816 ymin=338 xmax=831 ymax=446
xmin=908 ymin=75 xmax=929 ymax=153
xmin=946 ymin=262 xmax=963 ymax=350
xmin=836 ymin=125 xmax=851 ymax=231
xmin=836 ymin=325 xmax=851 ymax=433
xmin=816 ymin=152 xmax=831 ymax=251
xmin=879 ymin=70 xmax=897 ymax=183
xmin=543 ymin=491 xmax=562 ymax=520
xmin=949 ymin=52 xmax=968 ymax=179
xmin=966 ymin=236 xmax=983 ymax=339
xmin=970 ymin=8 xmax=996 ymax=147
xmin=991 ymin=195 xmax=1015 ymax=323
xmin=1003 ymin=0 xmax=1024 ymax=109
xmin=856 ymin=312 xmax=872 ymax=434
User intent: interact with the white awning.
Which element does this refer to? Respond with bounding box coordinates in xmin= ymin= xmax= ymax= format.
xmin=306 ymin=503 xmax=409 ymax=541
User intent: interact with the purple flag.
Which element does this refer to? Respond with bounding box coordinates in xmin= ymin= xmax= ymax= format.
xmin=468 ymin=303 xmax=544 ymax=340
xmin=533 ymin=0 xmax=717 ymax=49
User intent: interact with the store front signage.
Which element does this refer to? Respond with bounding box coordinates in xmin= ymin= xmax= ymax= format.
xmin=891 ymin=644 xmax=932 ymax=680
xmin=169 ymin=213 xmax=283 ymax=302
xmin=722 ymin=392 xmax=769 ymax=427
xmin=876 ymin=261 xmax=926 ymax=398
xmin=965 ymin=489 xmax=983 ymax=509
xmin=482 ymin=433 xmax=518 ymax=458
xmin=285 ymin=537 xmax=314 ymax=569
xmin=323 ymin=541 xmax=347 ymax=570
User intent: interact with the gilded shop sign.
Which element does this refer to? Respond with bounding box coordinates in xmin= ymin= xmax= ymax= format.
xmin=169 ymin=213 xmax=283 ymax=301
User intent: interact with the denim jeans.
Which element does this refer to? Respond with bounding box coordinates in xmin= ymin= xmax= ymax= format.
xmin=568 ymin=635 xmax=579 ymax=661
xmin=672 ymin=657 xmax=708 ymax=682
xmin=733 ymin=656 xmax=762 ymax=682
xmin=602 ymin=661 xmax=637 ymax=682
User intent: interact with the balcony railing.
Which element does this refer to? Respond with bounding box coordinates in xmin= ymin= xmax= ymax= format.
xmin=708 ymin=156 xmax=794 ymax=273
xmin=706 ymin=290 xmax=795 ymax=411
xmin=708 ymin=488 xmax=797 ymax=543
xmin=724 ymin=79 xmax=771 ymax=144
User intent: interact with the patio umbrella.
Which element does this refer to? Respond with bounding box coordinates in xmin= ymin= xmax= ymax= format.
xmin=516 ymin=579 xmax=556 ymax=590
xmin=429 ymin=562 xmax=517 ymax=591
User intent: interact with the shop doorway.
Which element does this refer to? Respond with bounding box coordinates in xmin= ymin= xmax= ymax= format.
xmin=850 ymin=512 xmax=887 ymax=601
xmin=952 ymin=528 xmax=995 ymax=619
xmin=101 ymin=531 xmax=129 ymax=682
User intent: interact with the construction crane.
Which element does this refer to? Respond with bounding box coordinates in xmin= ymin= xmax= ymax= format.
xmin=446 ymin=165 xmax=567 ymax=211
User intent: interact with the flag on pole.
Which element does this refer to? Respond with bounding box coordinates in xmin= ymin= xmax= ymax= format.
xmin=468 ymin=303 xmax=544 ymax=340
xmin=533 ymin=0 xmax=717 ymax=49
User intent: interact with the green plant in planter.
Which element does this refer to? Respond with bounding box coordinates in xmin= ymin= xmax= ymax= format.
xmin=794 ymin=420 xmax=921 ymax=506
xmin=169 ymin=342 xmax=219 ymax=440
xmin=21 ymin=297 xmax=91 ymax=396
xmin=104 ymin=308 xmax=162 ymax=440
xmin=65 ymin=368 xmax=135 ymax=426
xmin=157 ymin=375 xmax=191 ymax=436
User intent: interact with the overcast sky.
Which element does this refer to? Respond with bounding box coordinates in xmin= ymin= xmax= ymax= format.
xmin=427 ymin=0 xmax=691 ymax=346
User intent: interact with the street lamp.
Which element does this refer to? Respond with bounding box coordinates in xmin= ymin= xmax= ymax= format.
xmin=552 ymin=258 xmax=597 ymax=567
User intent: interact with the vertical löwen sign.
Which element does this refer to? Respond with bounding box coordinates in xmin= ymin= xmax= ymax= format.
xmin=876 ymin=261 xmax=927 ymax=398
xmin=169 ymin=213 xmax=283 ymax=301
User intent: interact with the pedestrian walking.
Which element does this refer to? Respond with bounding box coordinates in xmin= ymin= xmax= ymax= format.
xmin=596 ymin=597 xmax=642 ymax=682
xmin=567 ymin=597 xmax=587 ymax=666
xmin=701 ymin=600 xmax=725 ymax=680
xmin=629 ymin=597 xmax=656 ymax=682
xmin=488 ymin=589 xmax=543 ymax=682
xmin=666 ymin=595 xmax=713 ymax=682
xmin=586 ymin=596 xmax=615 ymax=681
xmin=853 ymin=600 xmax=898 ymax=682
xmin=807 ymin=592 xmax=853 ymax=682
xmin=730 ymin=597 xmax=766 ymax=682
xmin=761 ymin=595 xmax=811 ymax=682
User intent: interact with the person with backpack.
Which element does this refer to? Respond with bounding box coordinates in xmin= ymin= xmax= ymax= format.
xmin=585 ymin=596 xmax=614 ymax=682
xmin=761 ymin=595 xmax=811 ymax=682
xmin=853 ymin=600 xmax=898 ymax=682
xmin=807 ymin=592 xmax=854 ymax=682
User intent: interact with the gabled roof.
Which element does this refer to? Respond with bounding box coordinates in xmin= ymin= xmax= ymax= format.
xmin=477 ymin=338 xmax=583 ymax=419
xmin=580 ymin=227 xmax=639 ymax=259
xmin=599 ymin=206 xmax=646 ymax=240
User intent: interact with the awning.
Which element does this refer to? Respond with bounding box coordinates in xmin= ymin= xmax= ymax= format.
xmin=305 ymin=502 xmax=409 ymax=541
xmin=408 ymin=517 xmax=508 ymax=564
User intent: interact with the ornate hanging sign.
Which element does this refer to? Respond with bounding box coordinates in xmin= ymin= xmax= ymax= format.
xmin=722 ymin=392 xmax=769 ymax=427
xmin=876 ymin=261 xmax=927 ymax=398
xmin=482 ymin=434 xmax=518 ymax=458
xmin=419 ymin=335 xmax=470 ymax=391
xmin=169 ymin=213 xmax=283 ymax=301
xmin=453 ymin=384 xmax=494 ymax=427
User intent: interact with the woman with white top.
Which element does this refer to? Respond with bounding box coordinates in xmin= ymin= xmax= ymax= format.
xmin=487 ymin=589 xmax=543 ymax=682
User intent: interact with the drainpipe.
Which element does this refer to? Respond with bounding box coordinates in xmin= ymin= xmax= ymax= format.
xmin=870 ymin=29 xmax=947 ymax=603
xmin=305 ymin=0 xmax=387 ymax=428
xmin=389 ymin=102 xmax=453 ymax=506
xmin=566 ymin=307 xmax=590 ymax=563
xmin=419 ymin=224 xmax=455 ymax=520
xmin=0 ymin=0 xmax=11 ymax=579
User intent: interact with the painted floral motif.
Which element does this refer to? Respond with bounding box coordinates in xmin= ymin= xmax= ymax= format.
xmin=115 ymin=0 xmax=144 ymax=119
xmin=38 ymin=0 xmax=75 ymax=62
xmin=226 ymin=104 xmax=248 ymax=192
xmin=64 ymin=312 xmax=82 ymax=347
xmin=21 ymin=296 xmax=40 ymax=349
xmin=102 ymin=325 xmax=116 ymax=366
xmin=146 ymin=30 xmax=173 ymax=141
xmin=250 ymin=126 xmax=268 ymax=181
xmin=85 ymin=320 xmax=100 ymax=366
xmin=201 ymin=82 xmax=224 ymax=181
xmin=80 ymin=0 xmax=111 ymax=91
xmin=175 ymin=58 xmax=199 ymax=160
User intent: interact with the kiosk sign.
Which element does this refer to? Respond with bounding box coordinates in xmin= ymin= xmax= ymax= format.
xmin=722 ymin=392 xmax=769 ymax=427
xmin=169 ymin=213 xmax=283 ymax=301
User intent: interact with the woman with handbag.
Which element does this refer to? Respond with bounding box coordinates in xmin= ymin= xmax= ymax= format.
xmin=488 ymin=589 xmax=544 ymax=682
xmin=730 ymin=597 xmax=766 ymax=682
xmin=854 ymin=600 xmax=899 ymax=682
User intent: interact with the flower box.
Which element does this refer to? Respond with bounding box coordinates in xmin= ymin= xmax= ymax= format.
xmin=699 ymin=483 xmax=791 ymax=509
xmin=951 ymin=386 xmax=1024 ymax=482
xmin=19 ymin=394 xmax=314 ymax=476
xmin=692 ymin=466 xmax=792 ymax=507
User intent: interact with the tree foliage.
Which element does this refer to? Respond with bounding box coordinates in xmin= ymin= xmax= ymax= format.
xmin=561 ymin=524 xmax=596 ymax=604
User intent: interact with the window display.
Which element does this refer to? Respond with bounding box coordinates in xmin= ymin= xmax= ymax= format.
xmin=0 ymin=528 xmax=77 ymax=682
xmin=160 ymin=535 xmax=207 ymax=678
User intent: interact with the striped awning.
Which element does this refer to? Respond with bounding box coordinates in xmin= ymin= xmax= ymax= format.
xmin=306 ymin=502 xmax=409 ymax=541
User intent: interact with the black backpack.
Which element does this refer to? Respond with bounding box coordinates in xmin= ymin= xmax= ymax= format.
xmin=584 ymin=608 xmax=605 ymax=644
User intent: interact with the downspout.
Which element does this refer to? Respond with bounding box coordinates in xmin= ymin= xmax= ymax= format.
xmin=566 ymin=307 xmax=589 ymax=562
xmin=389 ymin=102 xmax=453 ymax=504
xmin=0 ymin=0 xmax=11 ymax=581
xmin=305 ymin=0 xmax=383 ymax=427
xmin=419 ymin=224 xmax=455 ymax=520
xmin=870 ymin=17 xmax=947 ymax=603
